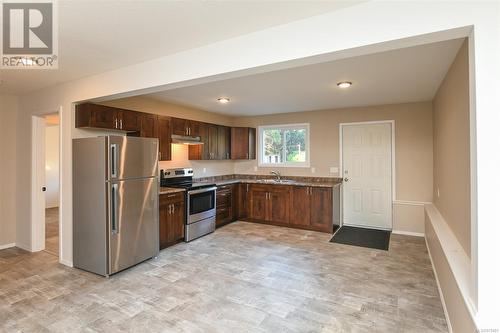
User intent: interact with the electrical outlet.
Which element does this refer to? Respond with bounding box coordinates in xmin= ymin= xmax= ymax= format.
xmin=253 ymin=166 xmax=258 ymax=172
xmin=329 ymin=166 xmax=338 ymax=174
xmin=311 ymin=167 xmax=316 ymax=174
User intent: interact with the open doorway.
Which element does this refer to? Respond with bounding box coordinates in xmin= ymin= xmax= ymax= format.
xmin=44 ymin=114 xmax=60 ymax=257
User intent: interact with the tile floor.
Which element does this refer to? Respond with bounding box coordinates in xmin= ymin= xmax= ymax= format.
xmin=44 ymin=207 xmax=59 ymax=256
xmin=0 ymin=222 xmax=447 ymax=332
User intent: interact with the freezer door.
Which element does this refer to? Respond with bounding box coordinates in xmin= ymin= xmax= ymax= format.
xmin=108 ymin=177 xmax=159 ymax=274
xmin=108 ymin=136 xmax=158 ymax=181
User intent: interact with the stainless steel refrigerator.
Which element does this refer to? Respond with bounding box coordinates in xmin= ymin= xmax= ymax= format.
xmin=73 ymin=136 xmax=159 ymax=276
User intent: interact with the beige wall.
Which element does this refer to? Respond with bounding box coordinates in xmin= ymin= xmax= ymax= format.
xmin=0 ymin=94 xmax=18 ymax=247
xmin=425 ymin=207 xmax=475 ymax=333
xmin=100 ymin=96 xmax=235 ymax=177
xmin=234 ymin=102 xmax=434 ymax=202
xmin=432 ymin=40 xmax=470 ymax=257
xmin=233 ymin=102 xmax=434 ymax=234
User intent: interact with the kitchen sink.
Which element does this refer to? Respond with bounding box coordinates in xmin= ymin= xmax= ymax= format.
xmin=255 ymin=179 xmax=296 ymax=184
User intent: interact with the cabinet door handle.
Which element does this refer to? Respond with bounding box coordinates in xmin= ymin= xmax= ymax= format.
xmin=120 ymin=119 xmax=123 ymax=130
xmin=115 ymin=118 xmax=118 ymax=129
xmin=171 ymin=204 xmax=175 ymax=214
xmin=246 ymin=184 xmax=249 ymax=192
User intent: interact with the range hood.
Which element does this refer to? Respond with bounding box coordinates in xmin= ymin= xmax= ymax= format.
xmin=171 ymin=134 xmax=203 ymax=145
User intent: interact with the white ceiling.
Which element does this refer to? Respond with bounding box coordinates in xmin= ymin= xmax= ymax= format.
xmin=145 ymin=38 xmax=464 ymax=116
xmin=0 ymin=0 xmax=364 ymax=94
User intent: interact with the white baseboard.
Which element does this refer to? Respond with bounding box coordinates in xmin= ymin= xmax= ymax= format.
xmin=425 ymin=237 xmax=453 ymax=333
xmin=59 ymin=258 xmax=73 ymax=267
xmin=0 ymin=243 xmax=16 ymax=250
xmin=392 ymin=230 xmax=424 ymax=237
xmin=15 ymin=242 xmax=32 ymax=252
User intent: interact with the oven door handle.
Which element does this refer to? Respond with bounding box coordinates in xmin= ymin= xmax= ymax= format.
xmin=188 ymin=187 xmax=217 ymax=195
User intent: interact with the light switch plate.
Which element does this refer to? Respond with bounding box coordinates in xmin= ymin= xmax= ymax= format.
xmin=330 ymin=166 xmax=339 ymax=174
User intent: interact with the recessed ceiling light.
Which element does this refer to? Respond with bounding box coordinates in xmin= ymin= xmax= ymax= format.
xmin=217 ymin=97 xmax=230 ymax=104
xmin=337 ymin=81 xmax=352 ymax=89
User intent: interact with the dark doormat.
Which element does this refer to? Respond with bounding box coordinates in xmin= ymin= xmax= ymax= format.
xmin=330 ymin=226 xmax=391 ymax=250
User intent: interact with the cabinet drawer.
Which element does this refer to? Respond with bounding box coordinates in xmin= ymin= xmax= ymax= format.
xmin=160 ymin=192 xmax=184 ymax=204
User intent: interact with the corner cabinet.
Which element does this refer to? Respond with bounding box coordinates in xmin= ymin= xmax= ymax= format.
xmin=159 ymin=192 xmax=185 ymax=249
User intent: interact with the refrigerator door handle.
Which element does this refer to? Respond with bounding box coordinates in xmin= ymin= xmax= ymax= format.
xmin=110 ymin=143 xmax=118 ymax=178
xmin=111 ymin=183 xmax=119 ymax=234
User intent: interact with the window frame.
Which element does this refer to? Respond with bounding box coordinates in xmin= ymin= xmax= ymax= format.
xmin=258 ymin=123 xmax=310 ymax=168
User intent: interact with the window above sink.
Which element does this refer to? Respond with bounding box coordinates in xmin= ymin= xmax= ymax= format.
xmin=258 ymin=123 xmax=310 ymax=168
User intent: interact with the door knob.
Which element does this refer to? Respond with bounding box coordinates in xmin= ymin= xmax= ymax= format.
xmin=344 ymin=178 xmax=349 ymax=182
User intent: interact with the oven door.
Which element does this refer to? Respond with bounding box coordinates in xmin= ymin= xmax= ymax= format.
xmin=187 ymin=187 xmax=217 ymax=224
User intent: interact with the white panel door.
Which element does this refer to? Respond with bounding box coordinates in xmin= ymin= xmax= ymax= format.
xmin=342 ymin=123 xmax=392 ymax=229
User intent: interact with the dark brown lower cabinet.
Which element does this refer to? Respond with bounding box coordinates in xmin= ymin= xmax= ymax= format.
xmin=290 ymin=186 xmax=311 ymax=227
xmin=290 ymin=186 xmax=333 ymax=232
xmin=248 ymin=184 xmax=290 ymax=224
xmin=216 ymin=184 xmax=236 ymax=227
xmin=310 ymin=187 xmax=333 ymax=232
xmin=237 ymin=183 xmax=249 ymax=219
xmin=159 ymin=192 xmax=185 ymax=249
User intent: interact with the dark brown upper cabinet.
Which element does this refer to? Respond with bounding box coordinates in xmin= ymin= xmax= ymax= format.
xmin=188 ymin=123 xmax=229 ymax=160
xmin=119 ymin=109 xmax=141 ymax=132
xmin=188 ymin=122 xmax=213 ymax=160
xmin=171 ymin=117 xmax=200 ymax=136
xmin=139 ymin=113 xmax=158 ymax=138
xmin=217 ymin=126 xmax=231 ymax=160
xmin=157 ymin=116 xmax=172 ymax=161
xmin=75 ymin=103 xmax=140 ymax=132
xmin=231 ymin=127 xmax=256 ymax=160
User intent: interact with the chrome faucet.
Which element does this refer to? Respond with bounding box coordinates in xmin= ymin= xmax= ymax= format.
xmin=270 ymin=170 xmax=281 ymax=182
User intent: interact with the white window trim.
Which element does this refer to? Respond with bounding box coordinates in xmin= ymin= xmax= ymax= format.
xmin=258 ymin=123 xmax=310 ymax=168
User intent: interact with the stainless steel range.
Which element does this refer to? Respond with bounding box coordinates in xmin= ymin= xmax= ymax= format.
xmin=161 ymin=168 xmax=216 ymax=242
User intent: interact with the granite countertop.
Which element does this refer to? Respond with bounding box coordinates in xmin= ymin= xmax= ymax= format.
xmin=159 ymin=187 xmax=186 ymax=195
xmin=204 ymin=176 xmax=342 ymax=188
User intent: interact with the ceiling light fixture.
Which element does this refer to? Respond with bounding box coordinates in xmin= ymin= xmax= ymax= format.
xmin=217 ymin=97 xmax=230 ymax=104
xmin=337 ymin=81 xmax=352 ymax=89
